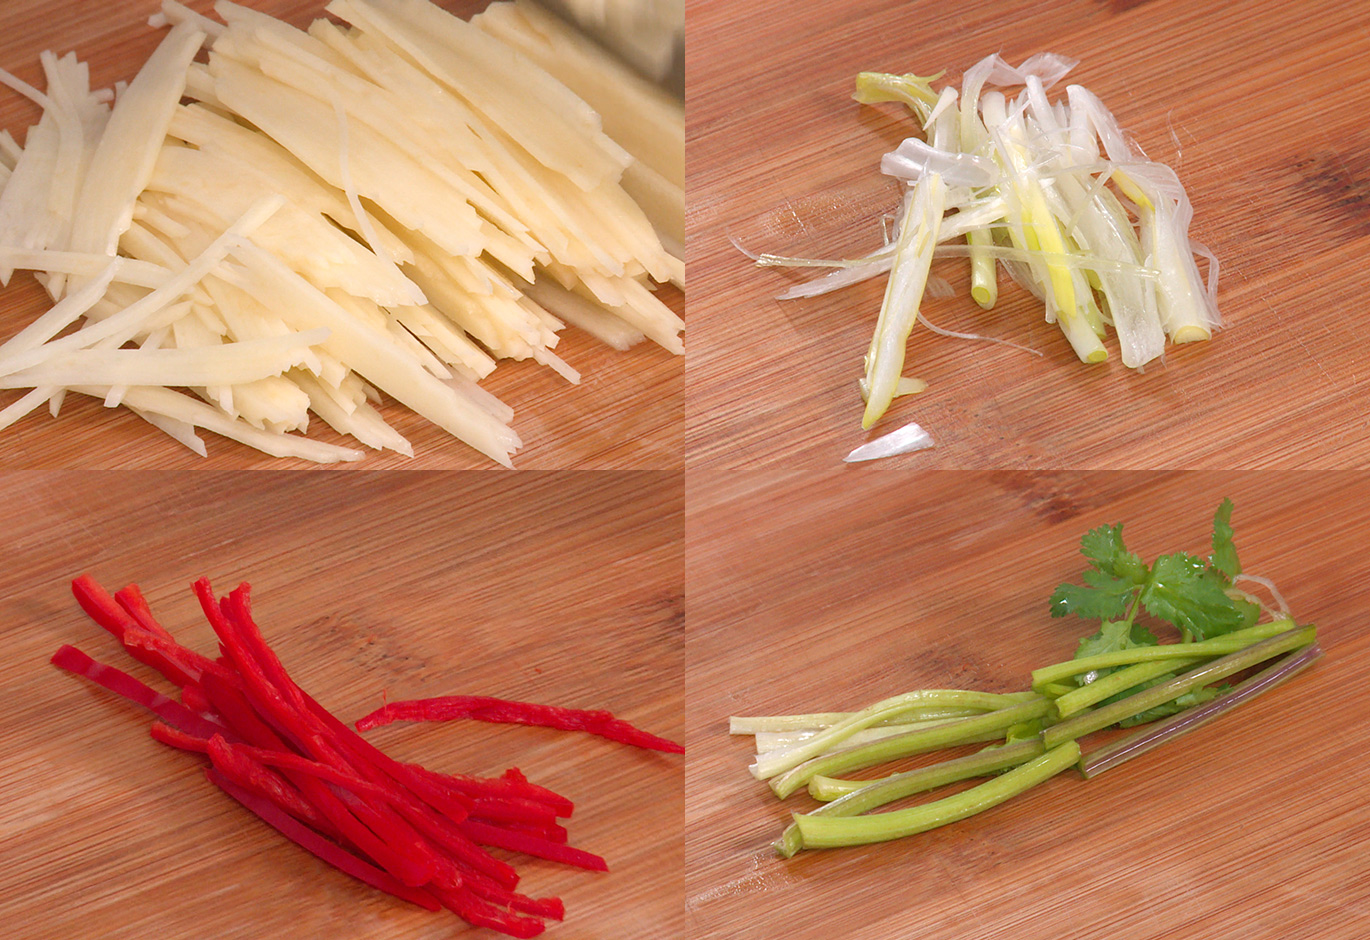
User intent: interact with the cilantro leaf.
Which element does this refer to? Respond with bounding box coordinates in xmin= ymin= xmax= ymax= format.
xmin=1140 ymin=552 xmax=1249 ymax=640
xmin=1069 ymin=620 xmax=1159 ymax=686
xmin=1074 ymin=621 xmax=1159 ymax=661
xmin=1210 ymin=498 xmax=1241 ymax=581
xmin=1050 ymin=572 xmax=1134 ymax=621
xmin=1079 ymin=523 xmax=1147 ymax=581
xmin=1052 ymin=499 xmax=1260 ymax=641
xmin=1051 ymin=523 xmax=1148 ymax=621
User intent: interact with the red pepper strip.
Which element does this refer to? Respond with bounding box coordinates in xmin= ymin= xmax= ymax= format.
xmin=215 ymin=586 xmax=387 ymax=781
xmin=472 ymin=819 xmax=569 ymax=845
xmin=112 ymin=583 xmax=175 ymax=641
xmin=354 ymin=695 xmax=685 ymax=754
xmin=432 ymin=884 xmax=547 ymax=939
xmin=336 ymin=788 xmax=452 ymax=885
xmin=219 ymin=723 xmax=435 ymax=889
xmin=198 ymin=582 xmax=355 ymax=776
xmin=298 ymin=733 xmax=513 ymax=890
xmin=216 ymin=584 xmax=315 ymax=720
xmin=460 ymin=819 xmax=608 ymax=872
xmin=459 ymin=868 xmax=565 ymax=921
xmin=70 ymin=577 xmax=211 ymax=688
xmin=297 ymin=719 xmax=519 ymax=889
xmin=244 ymin=746 xmax=392 ymax=801
xmin=199 ymin=669 xmax=294 ymax=754
xmin=468 ymin=797 xmax=562 ymax=827
xmin=71 ymin=575 xmax=140 ymax=641
xmin=302 ymin=685 xmax=566 ymax=826
xmin=194 ymin=675 xmax=363 ymax=846
xmin=180 ymin=683 xmax=213 ymax=714
xmin=51 ymin=645 xmax=227 ymax=740
xmin=202 ymin=734 xmax=338 ymax=838
xmin=500 ymin=767 xmax=576 ymax=815
xmin=192 ymin=736 xmax=396 ymax=803
xmin=408 ymin=764 xmax=574 ymax=818
xmin=309 ymin=711 xmax=477 ymax=824
xmin=147 ymin=721 xmax=341 ymax=839
xmin=117 ymin=631 xmax=211 ymax=689
xmin=286 ymin=682 xmax=482 ymax=829
xmin=123 ymin=620 xmax=227 ymax=686
xmin=388 ymin=797 xmax=520 ymax=890
xmin=276 ymin=667 xmax=547 ymax=876
xmin=150 ymin=720 xmax=210 ymax=753
xmin=206 ymin=768 xmax=444 ymax=913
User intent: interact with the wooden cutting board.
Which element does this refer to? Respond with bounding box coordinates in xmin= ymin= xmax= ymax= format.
xmin=0 ymin=0 xmax=683 ymax=470
xmin=0 ymin=470 xmax=684 ymax=939
xmin=685 ymin=470 xmax=1370 ymax=939
xmin=687 ymin=0 xmax=1370 ymax=469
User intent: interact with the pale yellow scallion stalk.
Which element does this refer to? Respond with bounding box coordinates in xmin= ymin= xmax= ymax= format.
xmin=861 ymin=174 xmax=945 ymax=429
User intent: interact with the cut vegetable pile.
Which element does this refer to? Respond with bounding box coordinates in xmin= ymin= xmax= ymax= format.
xmin=53 ymin=574 xmax=682 ymax=937
xmin=0 ymin=0 xmax=683 ymax=464
xmin=747 ymin=53 xmax=1219 ymax=434
xmin=730 ymin=501 xmax=1321 ymax=856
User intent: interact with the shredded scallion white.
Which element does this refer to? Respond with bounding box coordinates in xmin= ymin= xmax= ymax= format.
xmin=751 ymin=53 xmax=1221 ymax=447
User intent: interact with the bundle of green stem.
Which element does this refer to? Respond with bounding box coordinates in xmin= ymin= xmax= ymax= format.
xmin=733 ymin=622 xmax=1319 ymax=857
xmin=751 ymin=53 xmax=1220 ymax=431
xmin=730 ymin=501 xmax=1319 ymax=856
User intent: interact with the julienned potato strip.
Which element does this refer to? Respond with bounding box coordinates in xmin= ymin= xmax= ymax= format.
xmin=751 ymin=53 xmax=1219 ymax=437
xmin=0 ymin=0 xmax=683 ymax=464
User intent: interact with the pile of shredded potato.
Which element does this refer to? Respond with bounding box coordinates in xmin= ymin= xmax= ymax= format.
xmin=0 ymin=0 xmax=683 ymax=464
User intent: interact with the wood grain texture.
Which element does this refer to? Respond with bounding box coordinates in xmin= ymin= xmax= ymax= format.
xmin=0 ymin=470 xmax=684 ymax=939
xmin=686 ymin=469 xmax=1370 ymax=939
xmin=0 ymin=0 xmax=683 ymax=470
xmin=686 ymin=0 xmax=1370 ymax=469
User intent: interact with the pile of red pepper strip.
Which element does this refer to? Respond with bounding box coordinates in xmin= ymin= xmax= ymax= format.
xmin=50 ymin=574 xmax=679 ymax=938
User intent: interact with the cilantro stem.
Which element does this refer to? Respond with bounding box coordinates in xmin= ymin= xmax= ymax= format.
xmin=777 ymin=738 xmax=1052 ymax=856
xmin=769 ymin=697 xmax=1053 ymax=799
xmin=729 ymin=702 xmax=1011 ymax=735
xmin=748 ymin=690 xmax=1041 ymax=781
xmin=808 ymin=738 xmax=1045 ymax=804
xmin=1030 ymin=618 xmax=1294 ymax=692
xmin=1041 ymin=625 xmax=1316 ymax=750
xmin=790 ymin=741 xmax=1081 ymax=851
xmin=754 ymin=717 xmax=998 ymax=754
xmin=1052 ymin=656 xmax=1205 ymax=718
xmin=1079 ymin=642 xmax=1324 ymax=777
